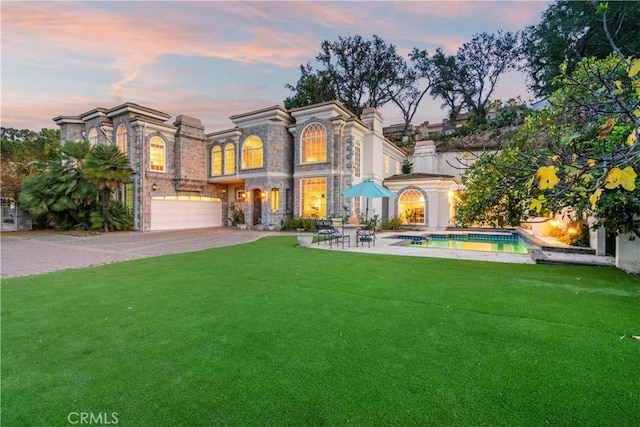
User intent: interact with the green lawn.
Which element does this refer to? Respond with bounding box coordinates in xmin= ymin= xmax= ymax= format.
xmin=2 ymin=236 xmax=639 ymax=426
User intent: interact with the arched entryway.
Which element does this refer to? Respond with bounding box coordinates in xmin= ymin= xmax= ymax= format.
xmin=399 ymin=189 xmax=426 ymax=225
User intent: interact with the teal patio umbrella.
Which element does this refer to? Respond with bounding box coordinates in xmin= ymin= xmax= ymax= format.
xmin=341 ymin=179 xmax=398 ymax=221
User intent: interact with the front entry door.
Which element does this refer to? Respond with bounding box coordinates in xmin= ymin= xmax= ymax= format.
xmin=252 ymin=189 xmax=262 ymax=225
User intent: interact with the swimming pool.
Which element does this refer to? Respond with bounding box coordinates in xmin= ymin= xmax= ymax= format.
xmin=395 ymin=233 xmax=534 ymax=254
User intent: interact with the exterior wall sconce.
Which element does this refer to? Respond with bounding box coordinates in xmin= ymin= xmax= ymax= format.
xmin=151 ymin=183 xmax=158 ymax=191
xmin=261 ymin=190 xmax=267 ymax=200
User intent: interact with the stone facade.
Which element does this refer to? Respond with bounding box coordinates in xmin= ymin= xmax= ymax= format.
xmin=53 ymin=100 xmax=458 ymax=232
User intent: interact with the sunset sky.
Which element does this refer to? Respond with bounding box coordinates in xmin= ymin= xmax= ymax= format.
xmin=1 ymin=0 xmax=553 ymax=133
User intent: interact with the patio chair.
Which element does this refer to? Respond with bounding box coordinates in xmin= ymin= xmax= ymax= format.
xmin=357 ymin=220 xmax=376 ymax=248
xmin=329 ymin=225 xmax=350 ymax=249
xmin=315 ymin=219 xmax=336 ymax=245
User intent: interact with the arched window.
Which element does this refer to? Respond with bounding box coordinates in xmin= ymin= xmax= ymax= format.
xmin=241 ymin=135 xmax=263 ymax=169
xmin=211 ymin=146 xmax=222 ymax=176
xmin=399 ymin=189 xmax=425 ymax=224
xmin=88 ymin=127 xmax=98 ymax=147
xmin=354 ymin=140 xmax=361 ymax=178
xmin=301 ymin=123 xmax=326 ymax=163
xmin=224 ymin=142 xmax=235 ymax=175
xmin=116 ymin=124 xmax=128 ymax=154
xmin=150 ymin=136 xmax=165 ymax=172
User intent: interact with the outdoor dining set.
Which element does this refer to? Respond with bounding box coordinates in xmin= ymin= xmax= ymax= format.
xmin=315 ymin=218 xmax=376 ymax=249
xmin=315 ymin=178 xmax=397 ymax=249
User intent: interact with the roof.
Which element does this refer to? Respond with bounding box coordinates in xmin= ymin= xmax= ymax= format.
xmin=384 ymin=172 xmax=456 ymax=181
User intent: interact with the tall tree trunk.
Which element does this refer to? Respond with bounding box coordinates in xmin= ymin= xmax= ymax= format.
xmin=102 ymin=188 xmax=111 ymax=232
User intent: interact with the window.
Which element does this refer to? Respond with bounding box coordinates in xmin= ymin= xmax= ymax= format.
xmin=354 ymin=196 xmax=361 ymax=216
xmin=396 ymin=160 xmax=401 ymax=175
xmin=384 ymin=154 xmax=389 ymax=174
xmin=124 ymin=183 xmax=134 ymax=216
xmin=116 ymin=124 xmax=128 ymax=154
xmin=399 ymin=189 xmax=425 ymax=224
xmin=211 ymin=146 xmax=222 ymax=176
xmin=88 ymin=127 xmax=98 ymax=147
xmin=301 ymin=123 xmax=326 ymax=163
xmin=270 ymin=188 xmax=279 ymax=212
xmin=241 ymin=135 xmax=263 ymax=169
xmin=301 ymin=178 xmax=326 ymax=218
xmin=150 ymin=136 xmax=165 ymax=172
xmin=354 ymin=141 xmax=361 ymax=178
xmin=224 ymin=143 xmax=235 ymax=175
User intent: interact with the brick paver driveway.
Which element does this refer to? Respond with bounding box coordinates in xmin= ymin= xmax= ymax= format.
xmin=0 ymin=228 xmax=279 ymax=278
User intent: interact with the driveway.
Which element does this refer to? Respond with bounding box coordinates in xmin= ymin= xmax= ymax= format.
xmin=0 ymin=228 xmax=279 ymax=279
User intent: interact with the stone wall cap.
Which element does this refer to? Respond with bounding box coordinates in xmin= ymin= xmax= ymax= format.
xmin=174 ymin=115 xmax=203 ymax=127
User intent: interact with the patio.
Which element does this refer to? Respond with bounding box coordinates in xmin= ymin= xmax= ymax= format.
xmin=310 ymin=230 xmax=615 ymax=267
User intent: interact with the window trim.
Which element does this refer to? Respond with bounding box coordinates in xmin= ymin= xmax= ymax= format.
xmin=399 ymin=189 xmax=426 ymax=224
xmin=301 ymin=123 xmax=327 ymax=164
xmin=300 ymin=177 xmax=327 ymax=218
xmin=241 ymin=135 xmax=263 ymax=169
xmin=149 ymin=136 xmax=166 ymax=172
xmin=211 ymin=145 xmax=222 ymax=176
xmin=354 ymin=140 xmax=361 ymax=178
xmin=224 ymin=142 xmax=235 ymax=175
xmin=116 ymin=124 xmax=128 ymax=155
xmin=270 ymin=188 xmax=279 ymax=212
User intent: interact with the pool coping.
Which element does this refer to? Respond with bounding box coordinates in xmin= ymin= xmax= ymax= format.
xmin=387 ymin=228 xmax=612 ymax=267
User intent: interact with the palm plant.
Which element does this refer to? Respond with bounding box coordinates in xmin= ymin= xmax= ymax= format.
xmin=19 ymin=140 xmax=97 ymax=229
xmin=84 ymin=144 xmax=131 ymax=232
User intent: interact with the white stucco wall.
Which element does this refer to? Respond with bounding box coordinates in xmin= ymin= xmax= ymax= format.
xmin=616 ymin=233 xmax=640 ymax=274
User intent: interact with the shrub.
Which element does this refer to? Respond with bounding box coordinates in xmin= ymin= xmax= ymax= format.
xmin=548 ymin=221 xmax=590 ymax=247
xmin=280 ymin=217 xmax=316 ymax=232
xmin=383 ymin=217 xmax=402 ymax=230
xmin=90 ymin=201 xmax=133 ymax=231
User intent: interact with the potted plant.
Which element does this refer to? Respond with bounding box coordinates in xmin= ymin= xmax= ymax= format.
xmin=297 ymin=231 xmax=313 ymax=247
xmin=230 ymin=203 xmax=246 ymax=230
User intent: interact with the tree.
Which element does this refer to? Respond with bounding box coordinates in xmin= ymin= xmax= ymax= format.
xmin=454 ymin=31 xmax=521 ymax=125
xmin=1 ymin=127 xmax=60 ymax=202
xmin=283 ymin=63 xmax=335 ymax=110
xmin=429 ymin=49 xmax=466 ymax=124
xmin=429 ymin=32 xmax=520 ymax=126
xmin=522 ymin=0 xmax=640 ymax=98
xmin=388 ymin=49 xmax=441 ymax=140
xmin=84 ymin=144 xmax=131 ymax=232
xmin=456 ymin=48 xmax=640 ymax=237
xmin=455 ymin=148 xmax=531 ymax=227
xmin=525 ymin=50 xmax=640 ymax=238
xmin=284 ymin=35 xmax=406 ymax=116
xmin=19 ymin=140 xmax=97 ymax=229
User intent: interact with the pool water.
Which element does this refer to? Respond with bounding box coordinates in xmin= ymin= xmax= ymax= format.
xmin=415 ymin=238 xmax=530 ymax=254
xmin=398 ymin=233 xmax=532 ymax=254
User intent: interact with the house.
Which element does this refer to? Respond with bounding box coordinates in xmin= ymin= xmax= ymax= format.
xmin=53 ymin=101 xmax=461 ymax=232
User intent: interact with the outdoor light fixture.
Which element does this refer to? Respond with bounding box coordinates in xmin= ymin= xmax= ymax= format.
xmin=151 ymin=183 xmax=158 ymax=191
xmin=261 ymin=190 xmax=267 ymax=200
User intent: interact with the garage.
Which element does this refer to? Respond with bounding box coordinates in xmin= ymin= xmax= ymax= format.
xmin=150 ymin=196 xmax=222 ymax=231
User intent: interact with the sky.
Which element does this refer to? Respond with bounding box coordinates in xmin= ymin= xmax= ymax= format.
xmin=1 ymin=0 xmax=554 ymax=133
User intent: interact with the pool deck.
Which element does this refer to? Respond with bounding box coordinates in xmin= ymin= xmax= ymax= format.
xmin=311 ymin=231 xmax=616 ymax=267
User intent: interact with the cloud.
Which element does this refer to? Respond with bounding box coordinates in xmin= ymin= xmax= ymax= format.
xmin=1 ymin=0 xmax=548 ymax=133
xmin=393 ymin=0 xmax=550 ymax=28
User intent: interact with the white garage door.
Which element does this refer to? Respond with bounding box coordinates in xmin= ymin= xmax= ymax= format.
xmin=150 ymin=198 xmax=222 ymax=231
